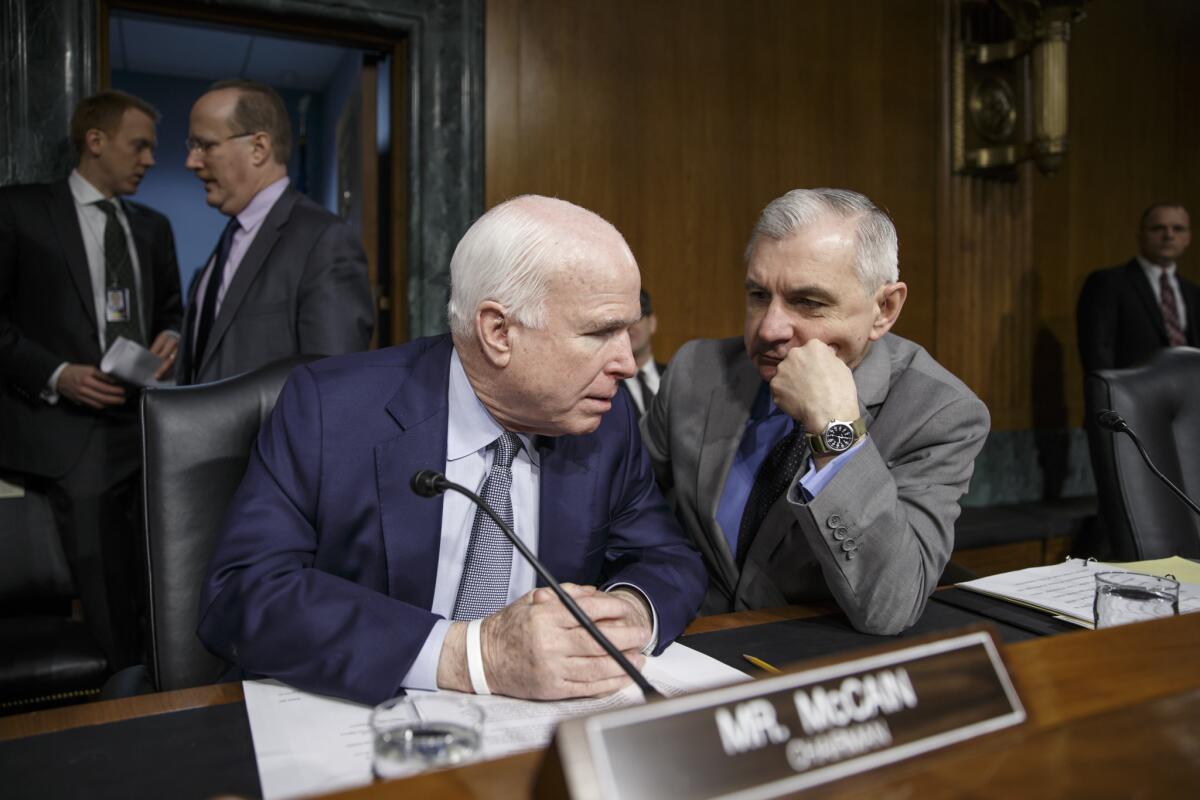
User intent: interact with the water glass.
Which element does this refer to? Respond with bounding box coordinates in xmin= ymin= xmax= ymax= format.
xmin=371 ymin=694 xmax=485 ymax=780
xmin=1093 ymin=571 xmax=1180 ymax=628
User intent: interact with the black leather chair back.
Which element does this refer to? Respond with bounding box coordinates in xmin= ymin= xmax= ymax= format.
xmin=141 ymin=355 xmax=320 ymax=692
xmin=1085 ymin=347 xmax=1200 ymax=560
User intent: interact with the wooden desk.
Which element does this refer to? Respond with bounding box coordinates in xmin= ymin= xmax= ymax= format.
xmin=3 ymin=607 xmax=1197 ymax=798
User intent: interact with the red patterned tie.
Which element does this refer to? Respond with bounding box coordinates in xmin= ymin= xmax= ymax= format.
xmin=1160 ymin=270 xmax=1187 ymax=347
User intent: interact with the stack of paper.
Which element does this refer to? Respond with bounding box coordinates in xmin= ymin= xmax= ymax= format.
xmin=958 ymin=557 xmax=1200 ymax=627
xmin=242 ymin=642 xmax=750 ymax=800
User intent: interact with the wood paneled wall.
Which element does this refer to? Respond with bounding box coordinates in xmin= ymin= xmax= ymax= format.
xmin=486 ymin=0 xmax=1200 ymax=432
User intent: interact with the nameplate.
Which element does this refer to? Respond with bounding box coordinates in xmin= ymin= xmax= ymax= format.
xmin=537 ymin=628 xmax=1025 ymax=800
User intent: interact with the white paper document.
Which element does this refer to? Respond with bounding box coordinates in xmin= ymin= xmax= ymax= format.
xmin=99 ymin=335 xmax=163 ymax=387
xmin=243 ymin=642 xmax=750 ymax=800
xmin=958 ymin=558 xmax=1200 ymax=626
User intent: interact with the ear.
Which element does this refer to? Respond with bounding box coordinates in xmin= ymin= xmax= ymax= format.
xmin=250 ymin=132 xmax=272 ymax=167
xmin=475 ymin=301 xmax=512 ymax=367
xmin=83 ymin=128 xmax=106 ymax=159
xmin=648 ymin=313 xmax=658 ymax=336
xmin=868 ymin=282 xmax=907 ymax=342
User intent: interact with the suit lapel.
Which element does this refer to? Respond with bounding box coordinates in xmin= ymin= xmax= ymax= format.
xmin=1180 ymin=277 xmax=1200 ymax=346
xmin=852 ymin=334 xmax=893 ymax=424
xmin=375 ymin=338 xmax=454 ymax=606
xmin=197 ymin=188 xmax=298 ymax=373
xmin=47 ymin=181 xmax=98 ymax=331
xmin=1125 ymin=260 xmax=1168 ymax=343
xmin=696 ymin=351 xmax=759 ymax=596
xmin=536 ymin=436 xmax=592 ymax=585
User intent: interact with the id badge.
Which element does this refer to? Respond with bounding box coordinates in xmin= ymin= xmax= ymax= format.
xmin=106 ymin=288 xmax=131 ymax=322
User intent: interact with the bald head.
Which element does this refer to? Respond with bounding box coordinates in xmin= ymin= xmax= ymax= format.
xmin=447 ymin=195 xmax=636 ymax=339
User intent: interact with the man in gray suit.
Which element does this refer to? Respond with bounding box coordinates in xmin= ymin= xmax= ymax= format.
xmin=176 ymin=79 xmax=373 ymax=385
xmin=641 ymin=188 xmax=989 ymax=634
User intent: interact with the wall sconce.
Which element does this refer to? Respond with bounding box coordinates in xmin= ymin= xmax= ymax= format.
xmin=953 ymin=0 xmax=1087 ymax=177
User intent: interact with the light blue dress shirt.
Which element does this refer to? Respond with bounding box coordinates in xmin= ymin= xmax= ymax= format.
xmin=715 ymin=382 xmax=865 ymax=558
xmin=401 ymin=350 xmax=658 ymax=690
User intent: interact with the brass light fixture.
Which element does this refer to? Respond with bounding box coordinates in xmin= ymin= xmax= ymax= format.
xmin=953 ymin=0 xmax=1087 ymax=177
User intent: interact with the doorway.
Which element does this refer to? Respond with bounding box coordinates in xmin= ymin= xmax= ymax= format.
xmin=99 ymin=1 xmax=410 ymax=346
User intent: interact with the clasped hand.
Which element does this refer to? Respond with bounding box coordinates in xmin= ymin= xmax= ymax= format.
xmin=768 ymin=339 xmax=861 ymax=434
xmin=438 ymin=583 xmax=652 ymax=700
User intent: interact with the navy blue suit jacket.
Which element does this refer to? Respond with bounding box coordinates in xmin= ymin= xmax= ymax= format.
xmin=197 ymin=335 xmax=706 ymax=704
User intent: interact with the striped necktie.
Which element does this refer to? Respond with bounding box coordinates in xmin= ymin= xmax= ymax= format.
xmin=1160 ymin=270 xmax=1187 ymax=347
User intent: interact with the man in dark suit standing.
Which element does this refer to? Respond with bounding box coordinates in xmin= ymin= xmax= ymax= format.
xmin=621 ymin=289 xmax=667 ymax=417
xmin=198 ymin=196 xmax=706 ymax=705
xmin=0 ymin=91 xmax=183 ymax=669
xmin=176 ymin=79 xmax=373 ymax=385
xmin=1077 ymin=203 xmax=1199 ymax=373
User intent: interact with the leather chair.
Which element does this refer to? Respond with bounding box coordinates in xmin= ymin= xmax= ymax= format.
xmin=140 ymin=355 xmax=320 ymax=692
xmin=1085 ymin=347 xmax=1200 ymax=561
xmin=0 ymin=474 xmax=108 ymax=714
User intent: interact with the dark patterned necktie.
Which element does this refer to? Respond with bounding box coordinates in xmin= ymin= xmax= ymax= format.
xmin=1160 ymin=270 xmax=1187 ymax=347
xmin=736 ymin=423 xmax=806 ymax=566
xmin=94 ymin=200 xmax=144 ymax=346
xmin=452 ymin=432 xmax=522 ymax=620
xmin=192 ymin=217 xmax=240 ymax=377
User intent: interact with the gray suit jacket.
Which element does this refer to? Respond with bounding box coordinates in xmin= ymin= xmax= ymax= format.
xmin=641 ymin=334 xmax=990 ymax=634
xmin=177 ymin=187 xmax=373 ymax=385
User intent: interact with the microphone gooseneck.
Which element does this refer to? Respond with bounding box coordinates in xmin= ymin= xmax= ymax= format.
xmin=1095 ymin=409 xmax=1200 ymax=518
xmin=409 ymin=469 xmax=662 ymax=699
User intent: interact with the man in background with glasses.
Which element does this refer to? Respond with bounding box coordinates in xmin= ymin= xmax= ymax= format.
xmin=0 ymin=90 xmax=183 ymax=671
xmin=176 ymin=79 xmax=373 ymax=385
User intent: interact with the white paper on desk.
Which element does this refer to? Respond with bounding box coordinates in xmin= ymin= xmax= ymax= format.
xmin=959 ymin=558 xmax=1200 ymax=625
xmin=99 ymin=335 xmax=163 ymax=387
xmin=243 ymin=642 xmax=749 ymax=800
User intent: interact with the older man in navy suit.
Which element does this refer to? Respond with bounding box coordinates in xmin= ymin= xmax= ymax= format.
xmin=198 ymin=195 xmax=706 ymax=704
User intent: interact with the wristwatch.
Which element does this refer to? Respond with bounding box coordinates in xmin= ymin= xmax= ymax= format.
xmin=805 ymin=417 xmax=867 ymax=455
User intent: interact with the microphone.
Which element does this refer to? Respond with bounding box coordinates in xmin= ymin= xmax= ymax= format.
xmin=409 ymin=469 xmax=661 ymax=699
xmin=1095 ymin=409 xmax=1200 ymax=517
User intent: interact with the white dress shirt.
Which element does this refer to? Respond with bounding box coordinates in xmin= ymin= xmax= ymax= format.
xmin=622 ymin=360 xmax=662 ymax=415
xmin=43 ymin=170 xmax=149 ymax=402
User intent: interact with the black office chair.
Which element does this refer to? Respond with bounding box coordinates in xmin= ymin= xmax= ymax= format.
xmin=0 ymin=474 xmax=108 ymax=714
xmin=140 ymin=355 xmax=321 ymax=692
xmin=1085 ymin=347 xmax=1200 ymax=561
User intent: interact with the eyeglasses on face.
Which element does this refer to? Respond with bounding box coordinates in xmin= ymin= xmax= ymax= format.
xmin=184 ymin=132 xmax=255 ymax=156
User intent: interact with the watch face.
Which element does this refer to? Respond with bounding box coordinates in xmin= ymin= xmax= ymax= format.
xmin=823 ymin=422 xmax=856 ymax=452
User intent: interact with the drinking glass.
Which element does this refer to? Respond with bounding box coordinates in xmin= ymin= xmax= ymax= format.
xmin=1093 ymin=571 xmax=1179 ymax=628
xmin=370 ymin=694 xmax=485 ymax=780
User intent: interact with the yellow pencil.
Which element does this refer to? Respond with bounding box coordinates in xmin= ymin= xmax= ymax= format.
xmin=742 ymin=653 xmax=782 ymax=674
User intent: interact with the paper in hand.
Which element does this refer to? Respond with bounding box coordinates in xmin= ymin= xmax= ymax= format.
xmin=100 ymin=335 xmax=164 ymax=387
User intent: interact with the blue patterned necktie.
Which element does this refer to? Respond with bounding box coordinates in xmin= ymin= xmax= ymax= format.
xmin=452 ymin=432 xmax=522 ymax=620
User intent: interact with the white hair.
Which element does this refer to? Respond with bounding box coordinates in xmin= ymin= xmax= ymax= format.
xmin=447 ymin=195 xmax=634 ymax=337
xmin=744 ymin=188 xmax=899 ymax=294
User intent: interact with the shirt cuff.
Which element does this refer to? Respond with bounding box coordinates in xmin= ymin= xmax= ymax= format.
xmin=400 ymin=618 xmax=451 ymax=691
xmin=796 ymin=435 xmax=868 ymax=501
xmin=40 ymin=362 xmax=68 ymax=405
xmin=606 ymin=582 xmax=659 ymax=654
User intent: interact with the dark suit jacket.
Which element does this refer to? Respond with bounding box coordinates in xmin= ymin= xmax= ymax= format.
xmin=197 ymin=335 xmax=706 ymax=705
xmin=1077 ymin=258 xmax=1200 ymax=373
xmin=0 ymin=179 xmax=182 ymax=477
xmin=176 ymin=187 xmax=374 ymax=385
